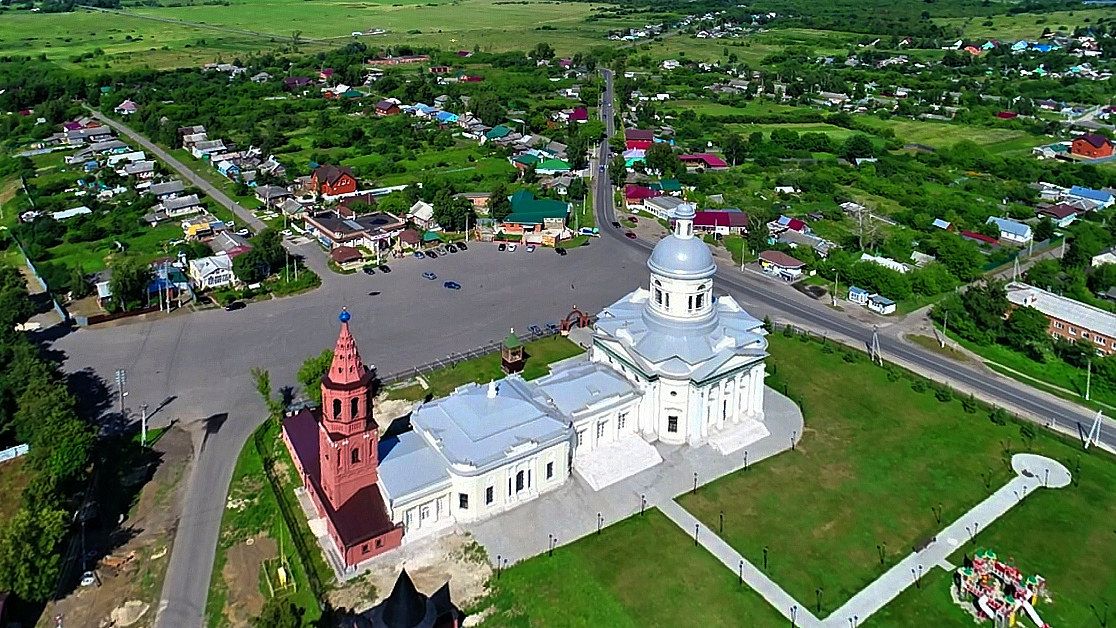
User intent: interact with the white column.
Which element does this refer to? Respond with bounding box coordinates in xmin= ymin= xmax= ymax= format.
xmin=735 ymin=372 xmax=746 ymax=423
xmin=752 ymin=365 xmax=765 ymax=417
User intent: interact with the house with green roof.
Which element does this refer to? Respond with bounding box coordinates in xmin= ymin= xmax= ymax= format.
xmin=512 ymin=153 xmax=540 ymax=170
xmin=503 ymin=190 xmax=569 ymax=229
xmin=657 ymin=179 xmax=683 ymax=193
xmin=536 ymin=158 xmax=571 ymax=175
xmin=484 ymin=125 xmax=513 ymax=142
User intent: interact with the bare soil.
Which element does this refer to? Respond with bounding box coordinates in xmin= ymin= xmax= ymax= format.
xmin=39 ymin=426 xmax=194 ymax=628
xmin=221 ymin=535 xmax=278 ymax=627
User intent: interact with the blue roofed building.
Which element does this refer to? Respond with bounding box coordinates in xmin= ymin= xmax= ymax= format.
xmin=986 ymin=216 xmax=1033 ymax=245
xmin=1067 ymin=185 xmax=1115 ymax=209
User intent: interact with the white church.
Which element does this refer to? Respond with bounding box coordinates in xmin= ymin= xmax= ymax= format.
xmin=375 ymin=205 xmax=770 ymax=539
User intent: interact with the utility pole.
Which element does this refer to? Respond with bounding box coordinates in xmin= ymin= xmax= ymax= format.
xmin=115 ymin=369 xmax=127 ymax=414
xmin=1086 ymin=359 xmax=1092 ymax=401
xmin=1084 ymin=410 xmax=1103 ymax=449
xmin=141 ymin=403 xmax=148 ymax=447
xmin=870 ymin=326 xmax=883 ymax=366
xmin=939 ymin=310 xmax=948 ymax=349
xmin=831 ymin=269 xmax=839 ymax=307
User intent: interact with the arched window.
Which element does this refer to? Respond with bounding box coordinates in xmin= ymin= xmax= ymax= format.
xmin=351 ymin=447 xmax=360 ymax=464
xmin=350 ymin=397 xmax=359 ymax=419
xmin=515 ymin=470 xmax=525 ymax=492
xmin=332 ymin=398 xmax=342 ymax=420
xmin=696 ymin=293 xmax=705 ymax=309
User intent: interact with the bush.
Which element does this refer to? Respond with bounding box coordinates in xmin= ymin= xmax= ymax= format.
xmin=989 ymin=408 xmax=1008 ymax=426
xmin=934 ymin=386 xmax=953 ymax=403
xmin=961 ymin=393 xmax=978 ymax=414
xmin=911 ymin=379 xmax=927 ymax=393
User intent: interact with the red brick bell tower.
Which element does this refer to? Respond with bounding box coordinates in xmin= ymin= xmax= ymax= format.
xmin=318 ymin=308 xmax=379 ymax=509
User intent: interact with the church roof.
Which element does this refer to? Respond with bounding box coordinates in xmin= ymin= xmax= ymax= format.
xmin=377 ymin=430 xmax=452 ymax=502
xmin=646 ymin=205 xmax=715 ymax=280
xmin=594 ymin=291 xmax=767 ymax=381
xmin=532 ymin=360 xmax=639 ymax=417
xmin=379 ymin=569 xmax=431 ymax=627
xmin=325 ymin=309 xmax=372 ymax=388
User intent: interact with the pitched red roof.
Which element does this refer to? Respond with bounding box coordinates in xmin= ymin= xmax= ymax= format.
xmin=329 ymin=246 xmax=363 ymax=264
xmin=1036 ymin=204 xmax=1077 ymax=220
xmin=569 ymin=106 xmax=589 ymax=121
xmin=625 ymin=129 xmax=655 ymax=141
xmin=961 ymin=230 xmax=998 ymax=245
xmin=759 ymin=250 xmax=805 ymax=269
xmin=995 ymin=111 xmax=1018 ymax=119
xmin=679 ymin=153 xmax=728 ymax=168
xmin=624 ymin=184 xmax=661 ymax=200
xmin=399 ymin=228 xmax=421 ymax=245
xmin=785 ymin=218 xmax=807 ymax=232
xmin=695 ymin=210 xmax=748 ymax=228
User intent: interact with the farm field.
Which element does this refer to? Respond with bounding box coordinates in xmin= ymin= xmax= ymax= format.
xmin=675 ymin=332 xmax=1116 ymax=621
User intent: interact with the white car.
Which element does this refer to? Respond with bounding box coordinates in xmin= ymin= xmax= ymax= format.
xmin=80 ymin=571 xmax=96 ymax=587
xmin=526 ymin=245 xmax=536 ymax=252
xmin=507 ymin=244 xmax=518 ymax=252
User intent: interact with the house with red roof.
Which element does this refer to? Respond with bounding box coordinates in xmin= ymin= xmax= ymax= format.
xmin=679 ymin=153 xmax=729 ymax=170
xmin=1071 ymin=133 xmax=1114 ymax=159
xmin=1035 ymin=203 xmax=1078 ymax=227
xmin=995 ymin=111 xmax=1018 ymax=120
xmin=961 ymin=230 xmax=1000 ymax=246
xmin=694 ymin=210 xmax=748 ymax=236
xmin=625 ymin=129 xmax=655 ymax=150
xmin=624 ymin=184 xmax=662 ymax=209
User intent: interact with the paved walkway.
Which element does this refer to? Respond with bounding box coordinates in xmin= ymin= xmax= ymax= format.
xmin=658 ymin=453 xmax=1071 ymax=627
xmin=467 ymin=387 xmax=804 ymax=565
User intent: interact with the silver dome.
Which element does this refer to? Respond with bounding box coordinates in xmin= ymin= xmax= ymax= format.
xmin=647 ymin=235 xmax=716 ymax=280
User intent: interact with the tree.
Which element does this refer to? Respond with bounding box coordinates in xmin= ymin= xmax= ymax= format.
xmin=471 ymin=91 xmax=504 ymax=127
xmin=108 ymin=256 xmax=152 ymax=312
xmin=644 ymin=142 xmax=679 ymax=176
xmin=250 ymin=367 xmax=284 ymax=420
xmin=567 ymin=177 xmax=587 ymax=200
xmin=608 ymin=155 xmax=627 ymax=187
xmin=252 ymin=597 xmax=307 ymax=628
xmin=0 ymin=506 xmax=68 ymax=601
xmin=1003 ymin=305 xmax=1051 ymax=357
xmin=297 ymin=350 xmax=334 ymax=404
xmin=531 ymin=42 xmax=555 ymax=61
xmin=722 ymin=132 xmax=745 ymax=166
xmin=489 ymin=182 xmax=511 ymax=222
xmin=841 ymin=134 xmax=876 ymax=161
xmin=961 ymin=281 xmax=1010 ymax=343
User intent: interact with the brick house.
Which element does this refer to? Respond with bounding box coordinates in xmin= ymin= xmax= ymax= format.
xmin=312 ymin=165 xmax=358 ymax=196
xmin=1071 ymin=134 xmax=1114 ymax=159
xmin=1006 ymin=282 xmax=1116 ymax=355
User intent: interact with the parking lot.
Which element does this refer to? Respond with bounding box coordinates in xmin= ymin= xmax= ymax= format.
xmin=50 ymin=237 xmax=650 ymax=425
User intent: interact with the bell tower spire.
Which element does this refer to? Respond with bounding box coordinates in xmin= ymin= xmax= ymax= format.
xmin=318 ymin=308 xmax=379 ymax=509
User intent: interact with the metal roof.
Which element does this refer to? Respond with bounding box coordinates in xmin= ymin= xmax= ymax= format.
xmin=1006 ymin=282 xmax=1116 ymax=339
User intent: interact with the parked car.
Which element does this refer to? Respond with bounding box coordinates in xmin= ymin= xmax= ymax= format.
xmin=362 ymin=266 xmax=376 ymax=275
xmin=526 ymin=244 xmax=536 ymax=253
xmin=413 ymin=251 xmax=426 ymax=258
xmin=446 ymin=243 xmax=458 ymax=253
xmin=457 ymin=242 xmax=468 ymax=250
xmin=555 ymin=247 xmax=567 ymax=256
xmin=80 ymin=571 xmax=96 ymax=587
xmin=611 ymin=221 xmax=622 ymax=228
xmin=508 ymin=244 xmax=518 ymax=252
xmin=625 ymin=232 xmax=637 ymax=239
xmin=498 ymin=243 xmax=507 ymax=251
xmin=443 ymin=281 xmax=461 ymax=290
xmin=545 ymin=322 xmax=560 ymax=333
xmin=378 ymin=265 xmax=391 ymax=273
xmin=224 ymin=301 xmax=245 ymax=311
xmin=422 ymin=272 xmax=437 ymax=280
xmin=427 ymin=251 xmax=438 ymax=259
xmin=629 ymin=217 xmax=638 ymax=223
xmin=436 ymin=246 xmax=448 ymax=255
xmin=528 ymin=324 xmax=543 ymax=335
xmin=235 ymin=228 xmax=250 ymax=237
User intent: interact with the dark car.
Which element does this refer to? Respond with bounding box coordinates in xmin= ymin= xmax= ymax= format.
xmin=528 ymin=324 xmax=543 ymax=335
xmin=629 ymin=216 xmax=638 ymax=223
xmin=555 ymin=247 xmax=567 ymax=256
xmin=413 ymin=251 xmax=425 ymax=258
xmin=427 ymin=251 xmax=438 ymax=259
xmin=224 ymin=301 xmax=245 ymax=311
xmin=457 ymin=242 xmax=468 ymax=251
xmin=625 ymin=231 xmax=637 ymax=239
xmin=446 ymin=244 xmax=458 ymax=253
xmin=362 ymin=266 xmax=376 ymax=275
xmin=379 ymin=265 xmax=391 ymax=273
xmin=422 ymin=271 xmax=437 ymax=280
xmin=611 ymin=221 xmax=622 ymax=228
xmin=444 ymin=281 xmax=461 ymax=290
xmin=545 ymin=322 xmax=560 ymax=333
xmin=498 ymin=243 xmax=507 ymax=251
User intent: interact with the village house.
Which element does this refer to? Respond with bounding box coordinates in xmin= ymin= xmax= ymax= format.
xmin=624 ymin=129 xmax=655 ymax=150
xmin=986 ymin=216 xmax=1033 ymax=245
xmin=407 ymin=201 xmax=441 ymax=231
xmin=1035 ymin=204 xmax=1078 ymax=228
xmin=114 ymin=99 xmax=138 ymax=115
xmin=188 ymin=253 xmax=236 ymax=290
xmin=693 ymin=210 xmax=747 ymax=237
xmin=312 ymin=165 xmax=358 ymax=197
xmin=758 ymin=250 xmax=806 ymax=280
xmin=147 ymin=180 xmax=185 ymax=200
xmin=1070 ymin=133 xmax=1114 ymax=159
xmin=254 ymin=185 xmax=292 ymax=207
xmin=207 ymin=231 xmax=252 ymax=259
xmin=1006 ymin=282 xmax=1116 ymax=355
xmin=374 ymin=100 xmax=401 ymax=116
xmin=304 ymin=211 xmax=404 ymax=251
xmin=678 ymin=153 xmax=729 ymax=170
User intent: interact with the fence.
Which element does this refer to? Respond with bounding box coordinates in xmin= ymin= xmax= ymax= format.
xmin=379 ymin=327 xmax=561 ymax=386
xmin=12 ymin=238 xmax=70 ymax=323
xmin=0 ymin=443 xmax=29 ymax=463
xmin=253 ymin=426 xmax=325 ymax=606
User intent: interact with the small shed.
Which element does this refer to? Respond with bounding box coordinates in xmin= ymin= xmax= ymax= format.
xmin=868 ymin=294 xmax=897 ymax=315
xmin=848 ymin=286 xmax=870 ymax=306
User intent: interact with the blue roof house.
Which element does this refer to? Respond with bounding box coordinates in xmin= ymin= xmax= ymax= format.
xmin=986 ymin=216 xmax=1033 ymax=245
xmin=1067 ymin=186 xmax=1115 ymax=209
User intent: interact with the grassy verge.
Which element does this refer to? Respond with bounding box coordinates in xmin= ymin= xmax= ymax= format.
xmin=678 ymin=330 xmax=1116 ymax=619
xmin=906 ymin=334 xmax=971 ymax=363
xmin=475 ymin=509 xmax=788 ymax=626
xmin=206 ymin=420 xmax=323 ymax=627
xmin=386 ymin=335 xmax=584 ymax=401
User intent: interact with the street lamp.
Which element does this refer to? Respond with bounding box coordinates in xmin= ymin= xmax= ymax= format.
xmin=738 ymin=559 xmax=743 ymax=585
xmin=816 ymin=587 xmax=823 ymax=614
xmin=763 ymin=546 xmax=769 ymax=570
xmin=694 ymin=523 xmax=699 ymax=546
xmin=720 ymin=510 xmax=724 ymax=534
xmin=597 ymin=512 xmax=603 ymax=535
xmin=640 ymin=494 xmax=646 ymax=516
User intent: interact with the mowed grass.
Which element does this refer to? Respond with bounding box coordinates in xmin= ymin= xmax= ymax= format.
xmin=937 ymin=9 xmax=1116 ymax=41
xmin=856 ymin=117 xmax=1048 ymax=153
xmin=678 ymin=333 xmax=1026 ymax=616
xmin=477 ymin=509 xmax=788 ymax=627
xmin=385 ymin=335 xmax=584 ymax=401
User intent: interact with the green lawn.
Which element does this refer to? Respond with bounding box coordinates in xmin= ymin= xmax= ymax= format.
xmin=936 ymin=9 xmax=1116 ymax=41
xmin=677 ymin=332 xmax=1113 ymax=618
xmin=856 ymin=117 xmax=1048 ymax=153
xmin=386 ymin=335 xmax=584 ymax=401
xmin=476 ymin=509 xmax=788 ymax=627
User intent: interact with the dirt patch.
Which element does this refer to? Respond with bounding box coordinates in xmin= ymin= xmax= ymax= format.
xmin=40 ymin=426 xmax=194 ymax=628
xmin=221 ymin=535 xmax=278 ymax=626
xmin=330 ymin=532 xmax=492 ymax=614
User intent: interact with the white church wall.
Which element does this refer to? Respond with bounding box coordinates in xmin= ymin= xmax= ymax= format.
xmin=447 ymin=440 xmax=570 ymax=524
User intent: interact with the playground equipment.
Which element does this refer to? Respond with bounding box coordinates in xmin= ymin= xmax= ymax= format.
xmin=953 ymin=549 xmax=1050 ymax=627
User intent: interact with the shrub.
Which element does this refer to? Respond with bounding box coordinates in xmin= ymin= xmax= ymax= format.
xmin=934 ymin=386 xmax=953 ymax=403
xmin=961 ymin=393 xmax=978 ymax=414
xmin=911 ymin=379 xmax=927 ymax=393
xmin=989 ymin=408 xmax=1008 ymax=426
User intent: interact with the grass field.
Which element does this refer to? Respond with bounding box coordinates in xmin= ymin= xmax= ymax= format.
xmin=0 ymin=0 xmax=640 ymax=71
xmin=937 ymin=9 xmax=1116 ymax=41
xmin=856 ymin=117 xmax=1049 ymax=153
xmin=385 ymin=335 xmax=584 ymax=401
xmin=478 ymin=509 xmax=788 ymax=627
xmin=676 ymin=332 xmax=1116 ymax=619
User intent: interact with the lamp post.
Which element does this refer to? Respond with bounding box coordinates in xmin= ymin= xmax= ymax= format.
xmin=693 ymin=472 xmax=698 ymax=494
xmin=792 ymin=430 xmax=797 ymax=450
xmin=496 ymin=554 xmax=502 ymax=579
xmin=738 ymin=559 xmax=743 ymax=585
xmin=790 ymin=604 xmax=797 ymax=627
xmin=693 ymin=523 xmax=699 ymax=546
xmin=831 ymin=269 xmax=839 ymax=307
xmin=744 ymin=450 xmax=748 ymax=469
xmin=816 ymin=588 xmax=823 ymax=614
xmin=140 ymin=403 xmax=149 ymax=447
xmin=597 ymin=512 xmax=603 ymax=535
xmin=763 ymin=546 xmax=769 ymax=571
